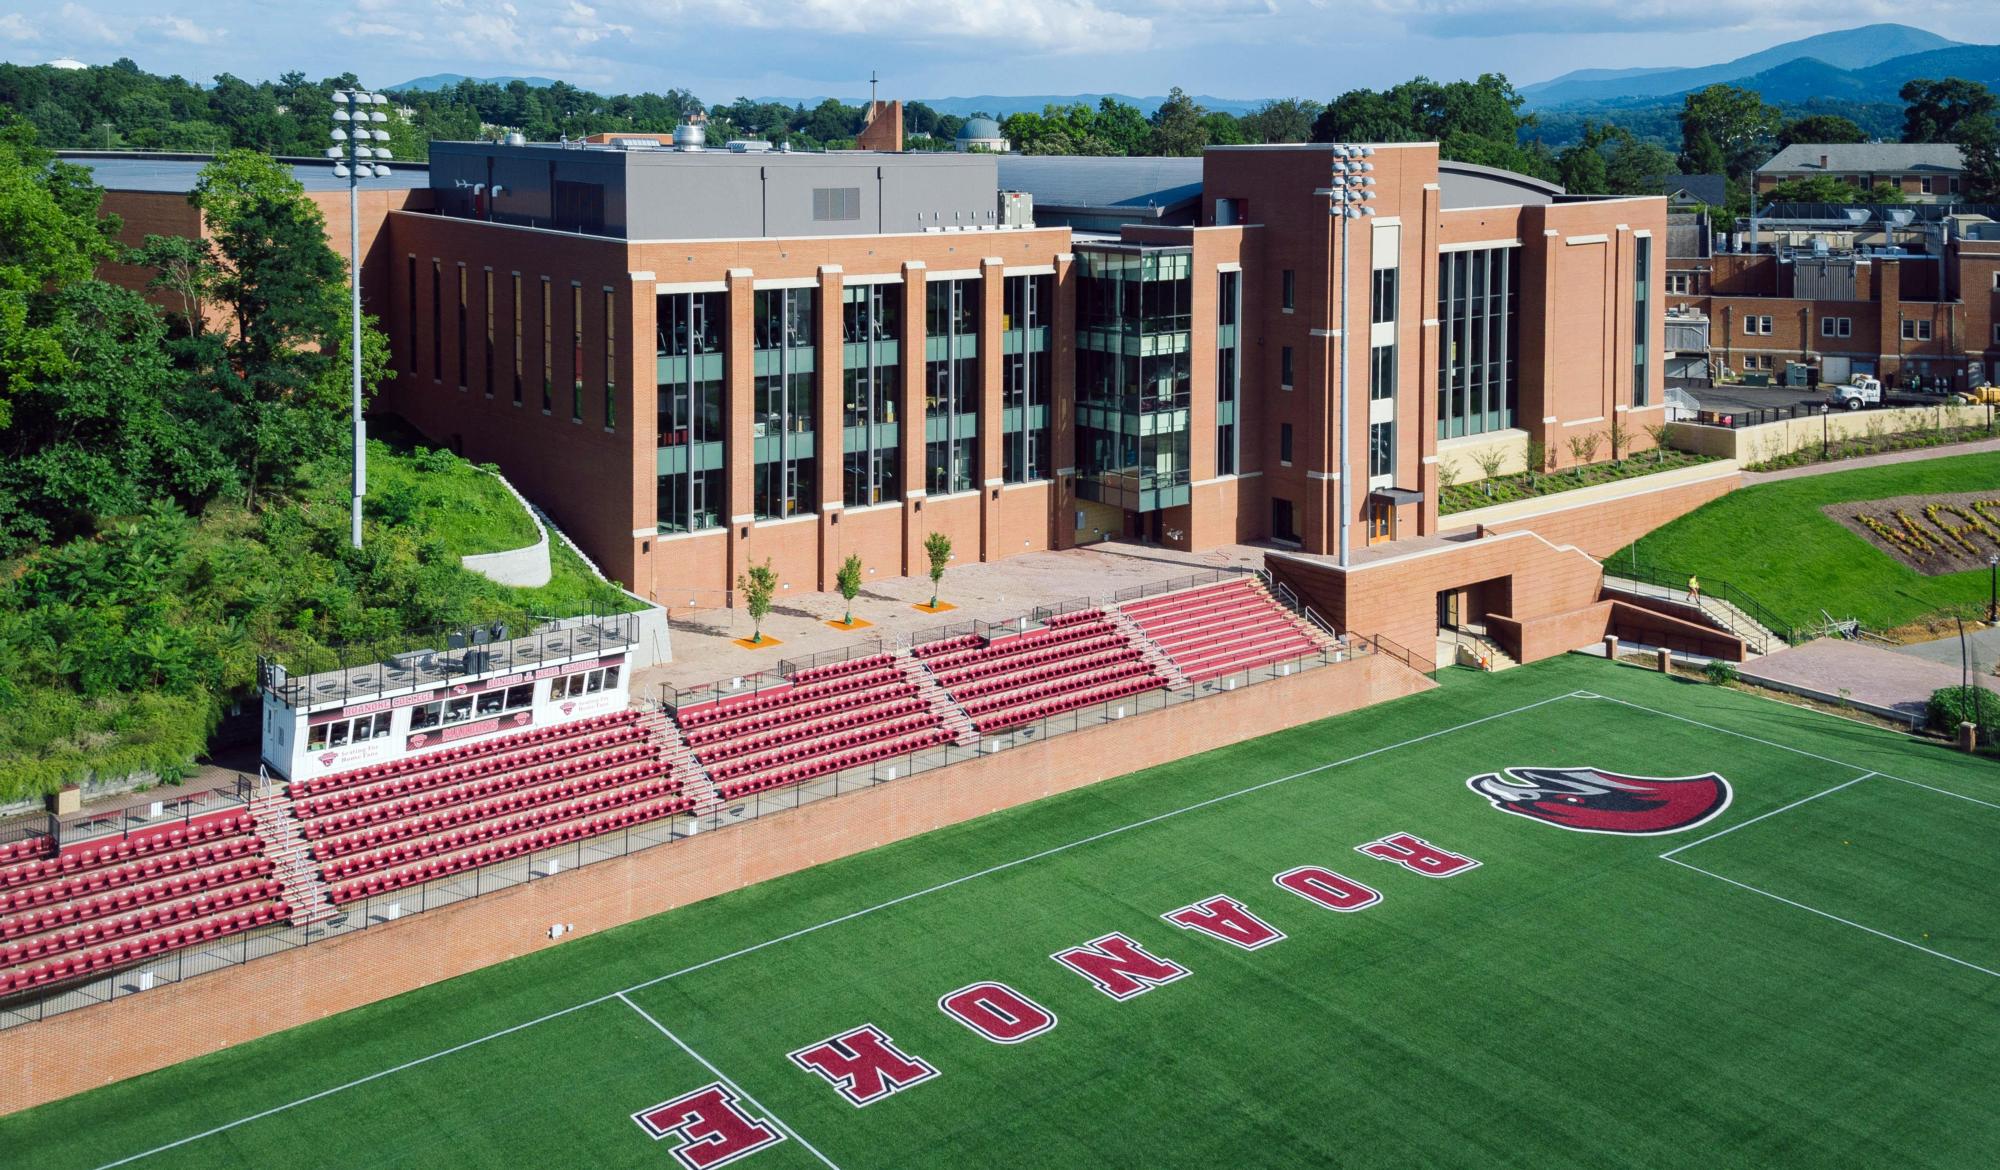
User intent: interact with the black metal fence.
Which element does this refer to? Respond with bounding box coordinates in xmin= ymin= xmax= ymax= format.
xmin=1607 ymin=559 xmax=1795 ymax=653
xmin=258 ymin=610 xmax=642 ymax=711
xmin=775 ymin=638 xmax=888 ymax=681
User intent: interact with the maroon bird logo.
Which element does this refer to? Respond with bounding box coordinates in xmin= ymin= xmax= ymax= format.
xmin=1468 ymin=766 xmax=1731 ymax=836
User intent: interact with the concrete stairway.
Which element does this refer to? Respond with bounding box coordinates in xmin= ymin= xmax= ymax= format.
xmin=1602 ymin=575 xmax=1781 ymax=658
xmin=245 ymin=792 xmax=337 ymax=927
xmin=1104 ymin=605 xmax=1193 ymax=691
xmin=1249 ymin=576 xmax=1343 ymax=653
xmin=897 ymin=655 xmax=979 ymax=747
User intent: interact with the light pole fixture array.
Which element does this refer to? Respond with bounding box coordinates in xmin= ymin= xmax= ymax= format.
xmin=328 ymin=89 xmax=394 ymax=550
xmin=1327 ymin=145 xmax=1375 ymax=568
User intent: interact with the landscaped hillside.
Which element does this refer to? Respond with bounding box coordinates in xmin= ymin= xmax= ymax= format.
xmin=1614 ymin=453 xmax=2000 ymax=634
xmin=0 ymin=118 xmax=639 ymax=799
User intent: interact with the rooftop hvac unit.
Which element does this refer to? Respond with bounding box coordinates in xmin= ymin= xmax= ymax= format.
xmin=503 ymin=131 xmax=527 ymax=146
xmin=727 ymin=139 xmax=774 ymax=153
xmin=998 ymin=190 xmax=1034 ymax=227
xmin=672 ymin=122 xmax=706 ymax=151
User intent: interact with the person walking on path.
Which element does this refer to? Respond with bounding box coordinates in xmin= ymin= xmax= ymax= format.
xmin=1687 ymin=575 xmax=1702 ymax=603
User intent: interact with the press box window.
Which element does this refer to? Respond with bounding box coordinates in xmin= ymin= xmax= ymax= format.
xmin=812 ymin=187 xmax=861 ymax=222
xmin=307 ymin=714 xmax=394 ymax=750
xmin=551 ymin=665 xmax=620 ymax=699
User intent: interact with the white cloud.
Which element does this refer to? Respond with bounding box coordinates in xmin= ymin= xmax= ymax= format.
xmin=0 ymin=12 xmax=39 ymax=40
xmin=640 ymin=0 xmax=1154 ymax=52
xmin=145 ymin=15 xmax=225 ymax=44
xmin=57 ymin=2 xmax=124 ymax=44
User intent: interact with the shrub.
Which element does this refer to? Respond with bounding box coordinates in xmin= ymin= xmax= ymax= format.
xmin=1703 ymin=659 xmax=1739 ymax=686
xmin=1925 ymin=686 xmax=2000 ymax=737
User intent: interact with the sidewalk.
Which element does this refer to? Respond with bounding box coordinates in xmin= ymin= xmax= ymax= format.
xmin=1740 ymin=637 xmax=1998 ymax=725
xmin=1740 ymin=434 xmax=2000 ymax=485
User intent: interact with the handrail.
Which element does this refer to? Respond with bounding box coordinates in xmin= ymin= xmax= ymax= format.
xmin=1303 ymin=605 xmax=1337 ymax=640
xmin=1607 ymin=560 xmax=1792 ymax=651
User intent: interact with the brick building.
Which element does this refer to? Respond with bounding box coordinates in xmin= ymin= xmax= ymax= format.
xmin=1664 ymin=205 xmax=2000 ymax=389
xmin=77 ymin=139 xmax=1669 ymax=655
xmin=1757 ymin=143 xmax=1966 ymax=204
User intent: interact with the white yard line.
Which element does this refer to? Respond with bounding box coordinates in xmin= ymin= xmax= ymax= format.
xmin=90 ymin=690 xmax=1587 ymax=1169
xmin=1580 ymin=690 xmax=2000 ymax=811
xmin=617 ymin=992 xmax=840 ymax=1170
xmin=1659 ymin=773 xmax=1876 ymax=860
xmin=1661 ymin=856 xmax=2000 ymax=981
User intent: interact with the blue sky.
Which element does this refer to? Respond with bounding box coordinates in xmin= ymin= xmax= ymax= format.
xmin=0 ymin=1 xmax=1971 ymax=101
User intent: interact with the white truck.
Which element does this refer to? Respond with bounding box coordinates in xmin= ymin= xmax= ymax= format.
xmin=1827 ymin=375 xmax=1882 ymax=410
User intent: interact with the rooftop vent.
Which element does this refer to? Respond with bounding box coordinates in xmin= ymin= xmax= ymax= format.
xmin=503 ymin=131 xmax=527 ymax=147
xmin=673 ymin=122 xmax=706 ymax=151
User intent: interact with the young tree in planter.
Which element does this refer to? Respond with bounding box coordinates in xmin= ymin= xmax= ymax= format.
xmin=1474 ymin=448 xmax=1507 ymax=497
xmin=1567 ymin=431 xmax=1603 ymax=477
xmin=1607 ymin=419 xmax=1632 ymax=463
xmin=737 ymin=558 xmax=777 ymax=644
xmin=923 ymin=531 xmax=952 ymax=608
xmin=1644 ymin=422 xmax=1674 ymax=464
xmin=836 ymin=553 xmax=863 ymax=626
xmin=1524 ymin=439 xmax=1548 ymax=490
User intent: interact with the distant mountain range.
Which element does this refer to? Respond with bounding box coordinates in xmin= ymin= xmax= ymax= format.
xmin=387 ymin=73 xmax=565 ymax=92
xmin=911 ymin=94 xmax=1268 ymax=118
xmin=1522 ymin=24 xmax=1982 ymax=108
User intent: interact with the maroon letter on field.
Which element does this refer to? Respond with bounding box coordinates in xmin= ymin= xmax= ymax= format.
xmin=1274 ymin=866 xmax=1382 ymax=912
xmin=1051 ymin=931 xmax=1190 ymax=1000
xmin=631 ymin=1083 xmax=784 ymax=1170
xmin=787 ymin=1024 xmax=939 ymax=1107
xmin=939 ymin=982 xmax=1058 ymax=1043
xmin=1163 ymin=895 xmax=1287 ymax=951
xmin=1356 ymin=833 xmax=1481 ymax=878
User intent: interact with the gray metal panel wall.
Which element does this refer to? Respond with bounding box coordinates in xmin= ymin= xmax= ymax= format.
xmin=763 ymin=164 xmax=882 ymax=238
xmin=625 ymin=161 xmax=765 ymax=239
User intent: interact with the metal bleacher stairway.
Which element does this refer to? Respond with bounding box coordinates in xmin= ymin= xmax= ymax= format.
xmin=1103 ymin=605 xmax=1192 ymax=691
xmin=897 ymin=655 xmax=979 ymax=746
xmin=245 ymin=791 xmax=338 ymax=926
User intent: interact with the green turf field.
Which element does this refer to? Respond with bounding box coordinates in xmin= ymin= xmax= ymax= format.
xmin=8 ymin=656 xmax=2000 ymax=1169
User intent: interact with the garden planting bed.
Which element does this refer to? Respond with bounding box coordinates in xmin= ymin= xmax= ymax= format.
xmin=1824 ymin=491 xmax=2000 ymax=575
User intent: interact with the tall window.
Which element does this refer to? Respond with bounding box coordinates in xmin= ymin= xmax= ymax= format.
xmin=1371 ymin=267 xmax=1397 ymax=325
xmin=1281 ymin=345 xmax=1294 ymax=388
xmin=843 ymin=282 xmax=902 ymax=507
xmin=603 ymin=288 xmax=617 ymax=430
xmin=483 ymin=270 xmax=494 ymax=396
xmin=657 ymin=291 xmax=726 ymax=533
xmin=924 ymin=278 xmax=979 ymax=496
xmin=1633 ymin=235 xmax=1651 ymax=408
xmin=1075 ymin=247 xmax=1192 ymax=513
xmin=1216 ymin=270 xmax=1240 ymax=477
xmin=510 ymin=274 xmax=523 ymax=406
xmin=1279 ymin=423 xmax=1293 ymax=464
xmin=752 ymin=287 xmax=817 ymax=518
xmin=1002 ymin=273 xmax=1051 ymax=484
xmin=540 ymin=278 xmax=553 ymax=413
xmin=430 ymin=260 xmax=442 ymax=381
xmin=1436 ymin=245 xmax=1520 ymax=439
xmin=1281 ymin=269 xmax=1295 ymax=311
xmin=1369 ymin=420 xmax=1394 ymax=479
xmin=1370 ymin=343 xmax=1396 ymax=401
xmin=456 ymin=264 xmax=468 ymax=389
xmin=405 ymin=256 xmax=417 ymax=373
xmin=571 ymin=284 xmax=584 ymax=422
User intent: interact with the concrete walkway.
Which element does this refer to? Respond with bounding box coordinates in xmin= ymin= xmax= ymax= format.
xmin=1740 ymin=637 xmax=1998 ymax=725
xmin=1890 ymin=624 xmax=2000 ymax=671
xmin=1740 ymin=434 xmax=2000 ymax=486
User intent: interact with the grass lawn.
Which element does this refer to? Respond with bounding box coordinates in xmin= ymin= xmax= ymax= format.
xmin=351 ymin=435 xmax=540 ymax=558
xmin=1613 ymin=451 xmax=2000 ymax=633
xmin=8 ymin=657 xmax=1999 ymax=1168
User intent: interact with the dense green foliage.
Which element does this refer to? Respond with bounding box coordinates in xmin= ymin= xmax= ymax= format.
xmin=0 ymin=119 xmax=637 ymax=795
xmin=7 ymin=661 xmax=1998 ymax=1167
xmin=1439 ymin=448 xmax=1719 ymax=514
xmin=1313 ymin=73 xmax=1559 ymax=182
xmin=1614 ymin=452 xmax=2000 ymax=631
xmin=1927 ymin=685 xmax=2000 ymax=736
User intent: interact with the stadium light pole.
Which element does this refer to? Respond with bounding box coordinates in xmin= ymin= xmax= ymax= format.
xmin=1325 ymin=147 xmax=1375 ymax=568
xmin=329 ymin=89 xmax=394 ymax=550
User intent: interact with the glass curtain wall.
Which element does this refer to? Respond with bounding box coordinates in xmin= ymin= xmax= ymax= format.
xmin=1216 ymin=270 xmax=1240 ymax=476
xmin=752 ymin=288 xmax=816 ymax=519
xmin=1435 ymin=246 xmax=1520 ymax=439
xmin=1001 ymin=273 xmax=1052 ymax=483
xmin=656 ymin=291 xmax=726 ymax=533
xmin=1075 ymin=247 xmax=1192 ymax=512
xmin=842 ymin=283 xmax=902 ymax=507
xmin=924 ymin=278 xmax=979 ymax=496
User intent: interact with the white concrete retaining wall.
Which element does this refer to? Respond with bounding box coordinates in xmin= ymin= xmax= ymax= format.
xmin=459 ymin=471 xmax=552 ymax=587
